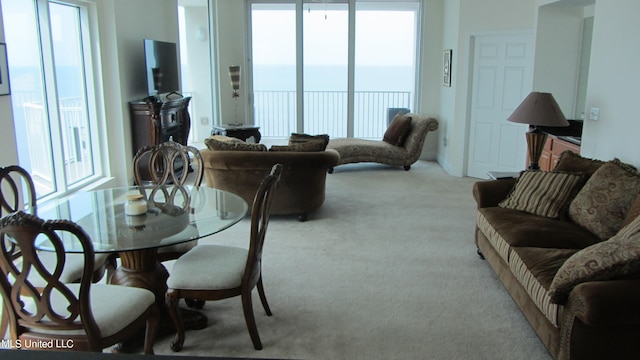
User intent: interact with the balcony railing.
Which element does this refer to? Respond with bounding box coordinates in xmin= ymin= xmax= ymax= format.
xmin=253 ymin=90 xmax=412 ymax=138
xmin=20 ymin=95 xmax=93 ymax=195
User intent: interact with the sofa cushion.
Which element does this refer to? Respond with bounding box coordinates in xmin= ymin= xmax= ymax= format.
xmin=383 ymin=113 xmax=412 ymax=146
xmin=477 ymin=207 xmax=600 ymax=263
xmin=549 ymin=214 xmax=640 ymax=304
xmin=553 ymin=151 xmax=605 ymax=178
xmin=270 ymin=141 xmax=326 ymax=152
xmin=498 ymin=170 xmax=585 ymax=219
xmin=289 ymin=133 xmax=330 ymax=150
xmin=205 ymin=135 xmax=267 ymax=152
xmin=568 ymin=159 xmax=640 ymax=240
xmin=510 ymin=247 xmax=579 ymax=326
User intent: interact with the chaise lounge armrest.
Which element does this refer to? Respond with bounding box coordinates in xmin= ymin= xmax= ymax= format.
xmin=472 ymin=178 xmax=517 ymax=208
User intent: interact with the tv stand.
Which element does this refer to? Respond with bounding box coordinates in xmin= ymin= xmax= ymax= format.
xmin=129 ymin=96 xmax=192 ymax=180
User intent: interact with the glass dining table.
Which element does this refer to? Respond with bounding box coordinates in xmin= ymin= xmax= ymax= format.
xmin=35 ymin=184 xmax=248 ymax=333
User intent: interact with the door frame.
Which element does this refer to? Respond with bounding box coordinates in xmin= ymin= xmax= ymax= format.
xmin=463 ymin=29 xmax=534 ymax=178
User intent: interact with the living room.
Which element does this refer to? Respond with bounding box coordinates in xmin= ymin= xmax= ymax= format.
xmin=1 ymin=0 xmax=640 ymax=359
xmin=0 ymin=0 xmax=638 ymax=179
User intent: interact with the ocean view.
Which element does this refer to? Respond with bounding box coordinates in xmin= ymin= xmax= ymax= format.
xmin=253 ymin=64 xmax=415 ymax=92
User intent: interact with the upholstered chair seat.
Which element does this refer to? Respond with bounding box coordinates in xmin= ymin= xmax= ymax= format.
xmin=28 ymin=283 xmax=156 ymax=337
xmin=168 ymin=245 xmax=248 ymax=290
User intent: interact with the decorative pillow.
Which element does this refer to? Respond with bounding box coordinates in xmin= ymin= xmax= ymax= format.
xmin=382 ymin=113 xmax=412 ymax=146
xmin=568 ymin=159 xmax=640 ymax=240
xmin=498 ymin=170 xmax=585 ymax=219
xmin=553 ymin=151 xmax=605 ymax=178
xmin=289 ymin=133 xmax=330 ymax=150
xmin=269 ymin=141 xmax=325 ymax=152
xmin=204 ymin=135 xmax=267 ymax=152
xmin=549 ymin=214 xmax=640 ymax=304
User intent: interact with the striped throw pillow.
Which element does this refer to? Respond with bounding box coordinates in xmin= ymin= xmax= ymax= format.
xmin=498 ymin=171 xmax=584 ymax=219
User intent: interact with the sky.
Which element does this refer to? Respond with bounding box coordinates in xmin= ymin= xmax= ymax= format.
xmin=251 ymin=3 xmax=418 ymax=67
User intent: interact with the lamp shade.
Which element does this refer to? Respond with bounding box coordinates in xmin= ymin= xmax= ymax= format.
xmin=228 ymin=65 xmax=241 ymax=97
xmin=507 ymin=92 xmax=569 ymax=127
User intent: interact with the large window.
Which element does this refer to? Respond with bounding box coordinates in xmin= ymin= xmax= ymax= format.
xmin=2 ymin=0 xmax=102 ymax=200
xmin=250 ymin=0 xmax=421 ymax=138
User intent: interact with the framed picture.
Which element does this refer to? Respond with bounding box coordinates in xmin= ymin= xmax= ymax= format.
xmin=443 ymin=49 xmax=452 ymax=87
xmin=0 ymin=43 xmax=10 ymax=96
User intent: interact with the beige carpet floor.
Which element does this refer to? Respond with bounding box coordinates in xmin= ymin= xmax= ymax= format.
xmin=149 ymin=161 xmax=551 ymax=360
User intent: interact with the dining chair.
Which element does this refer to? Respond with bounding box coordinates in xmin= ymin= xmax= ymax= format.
xmin=0 ymin=211 xmax=159 ymax=353
xmin=166 ymin=164 xmax=283 ymax=351
xmin=0 ymin=165 xmax=115 ymax=339
xmin=132 ymin=140 xmax=204 ymax=262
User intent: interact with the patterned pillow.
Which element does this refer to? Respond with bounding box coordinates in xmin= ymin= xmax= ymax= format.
xmin=549 ymin=214 xmax=640 ymax=304
xmin=289 ymin=133 xmax=330 ymax=150
xmin=269 ymin=141 xmax=326 ymax=152
xmin=498 ymin=170 xmax=585 ymax=219
xmin=553 ymin=151 xmax=605 ymax=178
xmin=568 ymin=159 xmax=640 ymax=240
xmin=204 ymin=135 xmax=267 ymax=152
xmin=383 ymin=113 xmax=412 ymax=146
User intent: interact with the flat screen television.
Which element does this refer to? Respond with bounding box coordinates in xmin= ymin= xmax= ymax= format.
xmin=144 ymin=39 xmax=180 ymax=97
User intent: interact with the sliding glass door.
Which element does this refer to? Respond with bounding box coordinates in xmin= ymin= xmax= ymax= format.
xmin=249 ymin=0 xmax=421 ymax=139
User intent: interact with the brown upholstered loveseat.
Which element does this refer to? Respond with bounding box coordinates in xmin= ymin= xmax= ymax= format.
xmin=199 ymin=148 xmax=340 ymax=221
xmin=473 ymin=151 xmax=640 ymax=360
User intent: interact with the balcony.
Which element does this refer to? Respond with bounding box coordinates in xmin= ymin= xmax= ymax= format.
xmin=253 ymin=90 xmax=412 ymax=138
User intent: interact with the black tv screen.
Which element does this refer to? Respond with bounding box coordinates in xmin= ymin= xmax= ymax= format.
xmin=144 ymin=39 xmax=180 ymax=96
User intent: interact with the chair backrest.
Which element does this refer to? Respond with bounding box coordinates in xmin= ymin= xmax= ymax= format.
xmin=133 ymin=140 xmax=204 ymax=187
xmin=0 ymin=211 xmax=101 ymax=344
xmin=243 ymin=164 xmax=282 ymax=287
xmin=0 ymin=165 xmax=36 ymax=216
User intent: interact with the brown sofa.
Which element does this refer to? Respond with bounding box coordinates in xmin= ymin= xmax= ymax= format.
xmin=199 ymin=148 xmax=340 ymax=221
xmin=473 ymin=151 xmax=640 ymax=360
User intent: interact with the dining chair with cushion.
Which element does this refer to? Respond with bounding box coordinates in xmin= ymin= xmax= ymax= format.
xmin=166 ymin=164 xmax=283 ymax=351
xmin=132 ymin=140 xmax=204 ymax=262
xmin=0 ymin=211 xmax=159 ymax=353
xmin=0 ymin=165 xmax=115 ymax=339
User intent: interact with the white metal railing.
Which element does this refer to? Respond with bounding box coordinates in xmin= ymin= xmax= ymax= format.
xmin=22 ymin=96 xmax=93 ymax=191
xmin=253 ymin=90 xmax=412 ymax=138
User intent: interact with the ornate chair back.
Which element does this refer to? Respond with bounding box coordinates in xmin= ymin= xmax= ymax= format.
xmin=133 ymin=140 xmax=204 ymax=187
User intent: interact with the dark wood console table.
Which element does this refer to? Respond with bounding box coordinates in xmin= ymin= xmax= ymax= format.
xmin=129 ymin=97 xmax=192 ymax=181
xmin=212 ymin=124 xmax=261 ymax=143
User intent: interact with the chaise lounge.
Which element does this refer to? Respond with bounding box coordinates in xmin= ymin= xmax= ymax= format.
xmin=326 ymin=113 xmax=438 ymax=172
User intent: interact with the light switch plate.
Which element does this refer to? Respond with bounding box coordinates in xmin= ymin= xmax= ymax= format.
xmin=589 ymin=107 xmax=600 ymax=121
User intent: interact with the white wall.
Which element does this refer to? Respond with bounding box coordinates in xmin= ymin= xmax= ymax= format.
xmin=182 ymin=4 xmax=214 ymax=144
xmin=417 ymin=0 xmax=445 ymax=160
xmin=85 ymin=0 xmax=179 ymax=186
xmin=533 ymin=4 xmax=584 ymax=117
xmin=581 ymin=0 xmax=640 ymax=168
xmin=438 ymin=0 xmax=537 ymax=176
xmin=0 ymin=3 xmax=18 ymax=167
xmin=213 ymin=0 xmax=246 ymax=125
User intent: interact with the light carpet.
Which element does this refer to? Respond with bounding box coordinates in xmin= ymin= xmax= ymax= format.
xmin=153 ymin=161 xmax=551 ymax=360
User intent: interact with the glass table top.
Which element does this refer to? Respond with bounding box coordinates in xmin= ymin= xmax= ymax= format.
xmin=34 ymin=185 xmax=248 ymax=253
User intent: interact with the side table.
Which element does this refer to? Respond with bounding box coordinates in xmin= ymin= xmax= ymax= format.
xmin=487 ymin=171 xmax=521 ymax=180
xmin=212 ymin=124 xmax=261 ymax=143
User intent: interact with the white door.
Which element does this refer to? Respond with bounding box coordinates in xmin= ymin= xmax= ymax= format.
xmin=466 ymin=33 xmax=533 ymax=179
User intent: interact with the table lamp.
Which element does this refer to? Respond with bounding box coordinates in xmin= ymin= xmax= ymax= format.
xmin=507 ymin=92 xmax=569 ymax=170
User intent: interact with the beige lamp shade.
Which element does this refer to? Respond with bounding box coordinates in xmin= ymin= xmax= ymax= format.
xmin=507 ymin=92 xmax=569 ymax=127
xmin=228 ymin=65 xmax=241 ymax=98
